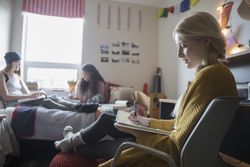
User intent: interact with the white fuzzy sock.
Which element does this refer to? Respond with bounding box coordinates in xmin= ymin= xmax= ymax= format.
xmin=54 ymin=127 xmax=84 ymax=152
xmin=63 ymin=126 xmax=74 ymax=138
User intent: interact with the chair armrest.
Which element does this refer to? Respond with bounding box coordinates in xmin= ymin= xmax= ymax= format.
xmin=111 ymin=142 xmax=177 ymax=167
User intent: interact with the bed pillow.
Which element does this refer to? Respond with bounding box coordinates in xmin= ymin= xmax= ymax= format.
xmin=109 ymin=86 xmax=135 ymax=103
xmin=0 ymin=101 xmax=4 ymax=109
xmin=104 ymin=82 xmax=120 ymax=103
xmin=0 ymin=97 xmax=5 ymax=109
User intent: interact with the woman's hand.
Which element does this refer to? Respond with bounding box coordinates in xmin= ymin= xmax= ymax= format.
xmin=128 ymin=111 xmax=151 ymax=127
xmin=115 ymin=111 xmax=152 ymax=137
xmin=38 ymin=90 xmax=47 ymax=96
xmin=30 ymin=91 xmax=45 ymax=98
xmin=29 ymin=92 xmax=40 ymax=98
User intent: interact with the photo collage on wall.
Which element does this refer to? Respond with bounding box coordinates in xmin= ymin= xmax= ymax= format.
xmin=100 ymin=41 xmax=140 ymax=64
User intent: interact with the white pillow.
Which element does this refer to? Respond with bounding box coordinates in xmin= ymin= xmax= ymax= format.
xmin=0 ymin=100 xmax=5 ymax=109
xmin=109 ymin=87 xmax=135 ymax=103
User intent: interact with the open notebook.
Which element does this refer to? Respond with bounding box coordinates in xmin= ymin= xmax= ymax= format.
xmin=17 ymin=95 xmax=46 ymax=104
xmin=115 ymin=110 xmax=170 ymax=135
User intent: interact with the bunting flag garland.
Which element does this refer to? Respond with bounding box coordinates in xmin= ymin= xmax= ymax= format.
xmin=163 ymin=8 xmax=168 ymax=17
xmin=159 ymin=0 xmax=199 ymax=18
xmin=180 ymin=0 xmax=190 ymax=12
xmin=168 ymin=6 xmax=174 ymax=14
xmin=158 ymin=8 xmax=164 ymax=17
xmin=158 ymin=8 xmax=168 ymax=17
xmin=190 ymin=0 xmax=199 ymax=7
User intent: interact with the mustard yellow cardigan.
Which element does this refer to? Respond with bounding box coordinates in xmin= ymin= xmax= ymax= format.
xmin=99 ymin=63 xmax=238 ymax=167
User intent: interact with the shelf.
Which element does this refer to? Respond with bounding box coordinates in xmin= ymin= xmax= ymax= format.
xmin=226 ymin=49 xmax=250 ymax=66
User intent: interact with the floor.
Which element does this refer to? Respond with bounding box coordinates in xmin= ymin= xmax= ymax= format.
xmin=4 ymin=155 xmax=51 ymax=167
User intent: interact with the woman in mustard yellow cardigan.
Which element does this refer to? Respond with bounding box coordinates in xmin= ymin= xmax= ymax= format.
xmin=54 ymin=12 xmax=238 ymax=166
xmin=99 ymin=12 xmax=238 ymax=167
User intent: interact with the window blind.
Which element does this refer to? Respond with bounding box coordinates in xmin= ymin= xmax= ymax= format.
xmin=22 ymin=0 xmax=84 ymax=18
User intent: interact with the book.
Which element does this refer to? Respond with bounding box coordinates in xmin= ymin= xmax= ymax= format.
xmin=115 ymin=100 xmax=133 ymax=107
xmin=17 ymin=95 xmax=46 ymax=104
xmin=99 ymin=100 xmax=133 ymax=111
xmin=115 ymin=110 xmax=170 ymax=135
xmin=100 ymin=103 xmax=128 ymax=110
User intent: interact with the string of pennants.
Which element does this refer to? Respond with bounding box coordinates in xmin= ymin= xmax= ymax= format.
xmin=158 ymin=0 xmax=200 ymax=17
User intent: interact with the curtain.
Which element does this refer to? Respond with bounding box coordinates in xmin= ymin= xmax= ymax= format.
xmin=22 ymin=0 xmax=84 ymax=18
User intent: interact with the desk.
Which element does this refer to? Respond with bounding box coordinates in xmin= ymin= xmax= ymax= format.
xmin=159 ymin=99 xmax=177 ymax=119
xmin=159 ymin=99 xmax=250 ymax=164
xmin=220 ymin=105 xmax=250 ymax=164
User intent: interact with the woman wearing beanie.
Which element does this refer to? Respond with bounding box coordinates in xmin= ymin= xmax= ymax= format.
xmin=0 ymin=52 xmax=45 ymax=107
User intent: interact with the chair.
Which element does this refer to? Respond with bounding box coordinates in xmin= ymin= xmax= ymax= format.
xmin=111 ymin=96 xmax=240 ymax=167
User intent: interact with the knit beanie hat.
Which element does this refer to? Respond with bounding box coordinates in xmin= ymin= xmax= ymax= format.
xmin=4 ymin=52 xmax=21 ymax=64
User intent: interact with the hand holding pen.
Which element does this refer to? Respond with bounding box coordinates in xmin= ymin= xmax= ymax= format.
xmin=128 ymin=102 xmax=151 ymax=127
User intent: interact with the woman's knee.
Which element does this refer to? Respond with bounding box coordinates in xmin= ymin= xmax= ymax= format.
xmin=42 ymin=98 xmax=53 ymax=105
xmin=98 ymin=113 xmax=115 ymax=123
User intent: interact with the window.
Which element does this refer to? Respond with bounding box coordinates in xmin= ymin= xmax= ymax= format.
xmin=22 ymin=13 xmax=83 ymax=89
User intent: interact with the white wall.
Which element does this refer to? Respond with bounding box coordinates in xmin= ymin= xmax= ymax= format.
xmin=0 ymin=0 xmax=13 ymax=69
xmin=83 ymin=0 xmax=159 ymax=90
xmin=159 ymin=0 xmax=250 ymax=99
xmin=10 ymin=0 xmax=23 ymax=54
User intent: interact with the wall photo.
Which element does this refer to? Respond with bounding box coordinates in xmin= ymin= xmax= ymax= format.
xmin=99 ymin=41 xmax=140 ymax=64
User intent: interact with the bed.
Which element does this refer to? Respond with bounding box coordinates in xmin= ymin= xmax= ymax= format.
xmin=0 ymin=87 xmax=142 ymax=163
xmin=0 ymin=106 xmax=104 ymax=162
xmin=0 ymin=106 xmax=96 ymax=141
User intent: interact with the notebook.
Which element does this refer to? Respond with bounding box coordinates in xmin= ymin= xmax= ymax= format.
xmin=17 ymin=95 xmax=46 ymax=104
xmin=115 ymin=110 xmax=170 ymax=135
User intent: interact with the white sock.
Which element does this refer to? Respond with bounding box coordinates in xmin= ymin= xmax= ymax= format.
xmin=54 ymin=129 xmax=84 ymax=152
xmin=63 ymin=126 xmax=74 ymax=138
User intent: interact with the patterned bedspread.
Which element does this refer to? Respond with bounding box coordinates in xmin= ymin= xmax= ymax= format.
xmin=0 ymin=106 xmax=96 ymax=141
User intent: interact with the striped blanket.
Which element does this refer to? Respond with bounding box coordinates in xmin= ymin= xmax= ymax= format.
xmin=1 ymin=106 xmax=96 ymax=141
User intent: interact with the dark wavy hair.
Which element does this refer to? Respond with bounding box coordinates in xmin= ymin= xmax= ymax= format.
xmin=78 ymin=64 xmax=105 ymax=96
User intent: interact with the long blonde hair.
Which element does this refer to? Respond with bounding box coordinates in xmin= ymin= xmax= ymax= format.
xmin=173 ymin=12 xmax=226 ymax=66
